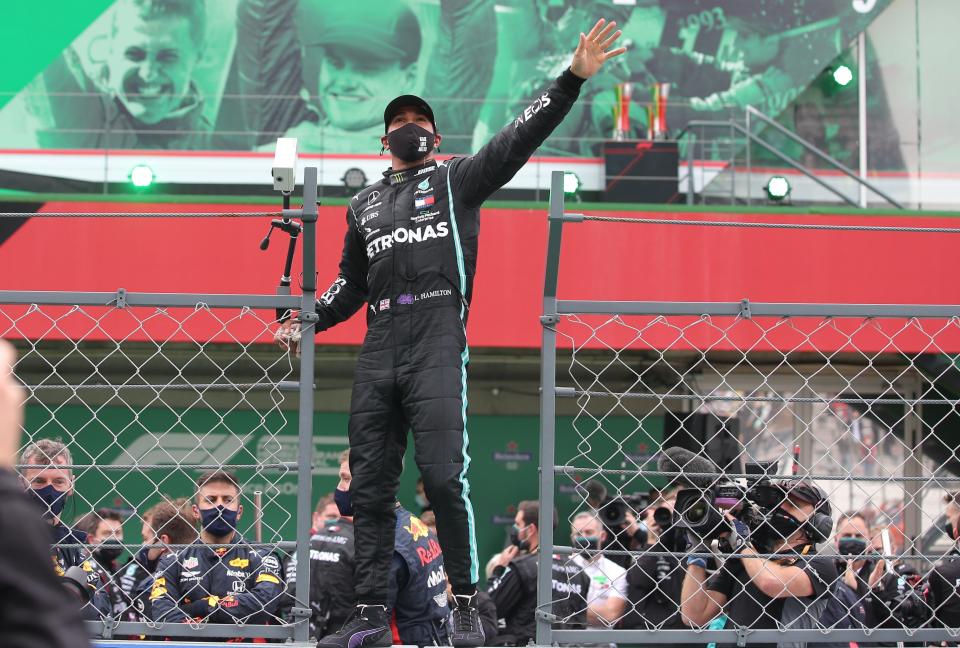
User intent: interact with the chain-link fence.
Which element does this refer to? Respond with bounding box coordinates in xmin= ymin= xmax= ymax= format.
xmin=538 ymin=170 xmax=960 ymax=646
xmin=0 ymin=169 xmax=321 ymax=642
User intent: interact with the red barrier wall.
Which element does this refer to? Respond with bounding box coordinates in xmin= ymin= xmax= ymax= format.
xmin=2 ymin=202 xmax=958 ymax=351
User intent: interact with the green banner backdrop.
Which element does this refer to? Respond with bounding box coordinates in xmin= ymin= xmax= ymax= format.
xmin=28 ymin=404 xmax=663 ymax=585
xmin=0 ymin=0 xmax=892 ymax=158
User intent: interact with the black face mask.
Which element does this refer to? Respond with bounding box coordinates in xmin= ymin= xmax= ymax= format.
xmin=838 ymin=536 xmax=868 ymax=557
xmin=754 ymin=509 xmax=805 ymax=550
xmin=334 ymin=488 xmax=353 ymax=517
xmin=509 ymin=524 xmax=531 ymax=552
xmin=94 ymin=539 xmax=124 ymax=564
xmin=946 ymin=520 xmax=957 ymax=541
xmin=386 ymin=123 xmax=435 ymax=163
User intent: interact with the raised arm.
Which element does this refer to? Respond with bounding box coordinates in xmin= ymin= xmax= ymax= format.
xmin=449 ymin=18 xmax=625 ymax=207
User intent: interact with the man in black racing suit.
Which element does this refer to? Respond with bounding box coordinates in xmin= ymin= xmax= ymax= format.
xmin=277 ymin=18 xmax=625 ymax=648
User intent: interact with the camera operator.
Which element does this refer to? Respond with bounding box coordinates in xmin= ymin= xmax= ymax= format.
xmin=487 ymin=500 xmax=589 ymax=646
xmin=569 ymin=511 xmax=628 ymax=627
xmin=680 ymin=479 xmax=839 ymax=647
xmin=923 ymin=492 xmax=960 ymax=629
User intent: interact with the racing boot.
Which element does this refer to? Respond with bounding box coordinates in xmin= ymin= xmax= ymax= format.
xmin=449 ymin=593 xmax=485 ymax=647
xmin=316 ymin=604 xmax=392 ymax=648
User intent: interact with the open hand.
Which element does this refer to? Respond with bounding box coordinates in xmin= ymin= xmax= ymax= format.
xmin=570 ymin=18 xmax=627 ymax=80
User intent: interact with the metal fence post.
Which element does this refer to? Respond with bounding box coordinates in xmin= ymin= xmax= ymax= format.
xmin=536 ymin=171 xmax=566 ymax=646
xmin=293 ymin=166 xmax=319 ymax=643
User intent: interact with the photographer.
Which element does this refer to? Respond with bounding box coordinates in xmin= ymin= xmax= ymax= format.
xmin=623 ymin=492 xmax=693 ymax=638
xmin=581 ymin=481 xmax=650 ymax=570
xmin=487 ymin=500 xmax=589 ymax=646
xmin=569 ymin=511 xmax=628 ymax=627
xmin=680 ymin=480 xmax=839 ymax=645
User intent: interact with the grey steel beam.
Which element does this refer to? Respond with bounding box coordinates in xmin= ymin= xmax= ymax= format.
xmin=555 ymin=299 xmax=960 ymax=318
xmin=542 ymin=171 xmax=566 ymax=300
xmin=85 ymin=621 xmax=293 ymax=639
xmin=552 ymin=629 xmax=957 ymax=643
xmin=0 ymin=290 xmax=300 ymax=310
xmin=293 ymin=166 xmax=319 ymax=643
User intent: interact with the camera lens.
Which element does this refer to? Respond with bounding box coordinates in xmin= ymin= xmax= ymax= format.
xmin=685 ymin=498 xmax=708 ymax=525
xmin=653 ymin=506 xmax=672 ymax=528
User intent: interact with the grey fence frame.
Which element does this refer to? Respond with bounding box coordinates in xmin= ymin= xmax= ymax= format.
xmin=0 ymin=167 xmax=321 ymax=643
xmin=537 ymin=169 xmax=959 ymax=646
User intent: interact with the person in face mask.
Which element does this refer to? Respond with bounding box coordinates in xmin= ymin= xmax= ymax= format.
xmin=274 ymin=19 xmax=626 ymax=648
xmin=311 ymin=493 xmax=341 ymax=535
xmin=487 ymin=500 xmax=590 ymax=646
xmin=19 ymin=438 xmax=113 ymax=621
xmin=118 ymin=500 xmax=197 ymax=623
xmin=325 ymin=449 xmax=450 ymax=646
xmin=925 ymin=493 xmax=960 ymax=629
xmin=149 ymin=470 xmax=283 ymax=630
xmin=681 ymin=480 xmax=841 ymax=648
xmin=569 ymin=511 xmax=627 ymax=627
xmin=74 ymin=508 xmax=127 ymax=616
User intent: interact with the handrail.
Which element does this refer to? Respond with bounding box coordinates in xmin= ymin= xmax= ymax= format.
xmin=746 ymin=105 xmax=903 ymax=208
xmin=676 ymin=109 xmax=904 ymax=209
xmin=679 ymin=121 xmax=860 ymax=208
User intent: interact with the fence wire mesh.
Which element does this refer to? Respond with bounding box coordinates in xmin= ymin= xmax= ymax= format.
xmin=4 ymin=300 xmax=309 ymax=640
xmin=539 ymin=172 xmax=960 ymax=646
xmin=1 ymin=180 xmax=318 ymax=643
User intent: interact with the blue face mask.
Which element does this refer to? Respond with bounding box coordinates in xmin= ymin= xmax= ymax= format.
xmin=32 ymin=484 xmax=69 ymax=519
xmin=415 ymin=494 xmax=429 ymax=510
xmin=200 ymin=506 xmax=238 ymax=537
xmin=334 ymin=489 xmax=354 ymax=517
